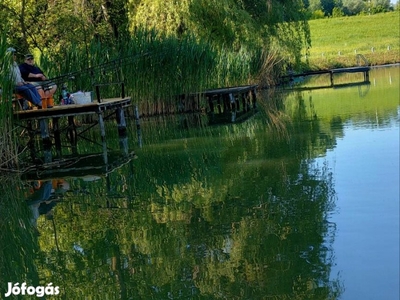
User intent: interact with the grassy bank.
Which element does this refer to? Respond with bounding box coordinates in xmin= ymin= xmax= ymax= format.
xmin=305 ymin=12 xmax=399 ymax=70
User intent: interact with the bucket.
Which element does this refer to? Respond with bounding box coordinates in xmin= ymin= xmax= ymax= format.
xmin=47 ymin=97 xmax=54 ymax=108
xmin=41 ymin=98 xmax=48 ymax=109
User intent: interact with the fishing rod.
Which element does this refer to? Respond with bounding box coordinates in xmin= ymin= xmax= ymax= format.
xmin=47 ymin=51 xmax=156 ymax=86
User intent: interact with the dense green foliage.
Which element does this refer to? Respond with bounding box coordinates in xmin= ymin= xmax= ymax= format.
xmin=307 ymin=0 xmax=397 ymax=18
xmin=0 ymin=37 xmax=18 ymax=170
xmin=1 ymin=0 xmax=310 ymax=65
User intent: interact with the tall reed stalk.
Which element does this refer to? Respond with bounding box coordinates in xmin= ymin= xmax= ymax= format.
xmin=0 ymin=35 xmax=20 ymax=170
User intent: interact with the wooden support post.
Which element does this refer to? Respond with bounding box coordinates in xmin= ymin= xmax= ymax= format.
xmin=246 ymin=93 xmax=251 ymax=111
xmin=119 ymin=136 xmax=128 ymax=156
xmin=223 ymin=94 xmax=230 ymax=112
xmin=98 ymin=113 xmax=106 ymax=142
xmin=241 ymin=93 xmax=246 ymax=112
xmin=43 ymin=149 xmax=52 ymax=163
xmin=96 ymin=85 xmax=101 ymax=103
xmin=229 ymin=93 xmax=235 ymax=112
xmin=38 ymin=119 xmax=52 ymax=162
xmin=53 ymin=117 xmax=61 ymax=156
xmin=121 ymin=82 xmax=125 ymax=99
xmin=39 ymin=119 xmax=52 ymax=150
xmin=67 ymin=116 xmax=77 ymax=147
xmin=231 ymin=111 xmax=236 ymax=123
xmin=217 ymin=95 xmax=222 ymax=114
xmin=27 ymin=121 xmax=36 ymax=161
xmin=116 ymin=107 xmax=127 ymax=136
xmin=208 ymin=96 xmax=214 ymax=113
xmin=97 ymin=112 xmax=108 ymax=163
xmin=102 ymin=138 xmax=108 ymax=165
xmin=365 ymin=71 xmax=370 ymax=82
xmin=39 ymin=119 xmax=49 ymax=140
xmin=134 ymin=105 xmax=142 ymax=148
xmin=330 ymin=72 xmax=334 ymax=87
xmin=251 ymin=88 xmax=257 ymax=109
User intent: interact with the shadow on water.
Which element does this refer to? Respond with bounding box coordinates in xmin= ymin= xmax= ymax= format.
xmin=0 ymin=85 xmax=350 ymax=299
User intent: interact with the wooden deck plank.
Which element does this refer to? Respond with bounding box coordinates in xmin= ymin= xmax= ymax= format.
xmin=281 ymin=66 xmax=370 ymax=79
xmin=13 ymin=97 xmax=131 ymax=121
xmin=202 ymin=85 xmax=257 ymax=96
xmin=331 ymin=66 xmax=370 ymax=74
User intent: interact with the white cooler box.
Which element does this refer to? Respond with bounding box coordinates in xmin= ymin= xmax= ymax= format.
xmin=72 ymin=91 xmax=93 ymax=104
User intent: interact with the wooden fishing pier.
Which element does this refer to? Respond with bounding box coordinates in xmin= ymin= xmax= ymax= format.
xmin=280 ymin=66 xmax=371 ymax=87
xmin=203 ymin=84 xmax=258 ymax=124
xmin=13 ymin=97 xmax=136 ymax=162
xmin=177 ymin=84 xmax=258 ymax=125
xmin=13 ymin=83 xmax=258 ymax=165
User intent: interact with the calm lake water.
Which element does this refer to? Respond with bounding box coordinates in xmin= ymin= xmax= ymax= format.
xmin=0 ymin=66 xmax=399 ymax=299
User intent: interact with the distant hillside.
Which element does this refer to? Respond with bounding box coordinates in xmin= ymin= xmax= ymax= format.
xmin=306 ymin=12 xmax=399 ymax=69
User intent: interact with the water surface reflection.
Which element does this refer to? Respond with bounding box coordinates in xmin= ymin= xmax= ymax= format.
xmin=2 ymin=112 xmax=342 ymax=299
xmin=2 ymin=66 xmax=398 ymax=299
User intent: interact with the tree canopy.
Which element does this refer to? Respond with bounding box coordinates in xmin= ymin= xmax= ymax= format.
xmin=1 ymin=0 xmax=310 ymax=66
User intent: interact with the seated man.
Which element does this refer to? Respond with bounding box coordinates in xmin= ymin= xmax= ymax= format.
xmin=7 ymin=47 xmax=42 ymax=108
xmin=26 ymin=179 xmax=70 ymax=230
xmin=19 ymin=54 xmax=57 ymax=107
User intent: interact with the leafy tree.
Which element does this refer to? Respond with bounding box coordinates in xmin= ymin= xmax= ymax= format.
xmin=0 ymin=0 xmax=130 ymax=56
xmin=310 ymin=9 xmax=326 ymax=19
xmin=129 ymin=0 xmax=311 ymax=61
xmin=342 ymin=0 xmax=366 ymax=15
xmin=370 ymin=0 xmax=391 ymax=12
xmin=332 ymin=6 xmax=345 ymax=16
xmin=321 ymin=0 xmax=336 ymax=14
xmin=309 ymin=0 xmax=324 ymax=11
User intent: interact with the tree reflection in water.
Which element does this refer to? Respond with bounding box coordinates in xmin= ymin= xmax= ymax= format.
xmin=1 ymin=91 xmax=344 ymax=299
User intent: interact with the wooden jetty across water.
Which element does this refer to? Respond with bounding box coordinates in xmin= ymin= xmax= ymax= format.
xmin=203 ymin=84 xmax=258 ymax=124
xmin=21 ymin=150 xmax=137 ymax=181
xmin=280 ymin=66 xmax=371 ymax=87
xmin=178 ymin=84 xmax=258 ymax=125
xmin=13 ymin=97 xmax=139 ymax=162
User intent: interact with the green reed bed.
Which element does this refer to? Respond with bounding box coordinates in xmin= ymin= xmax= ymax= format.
xmin=39 ymin=29 xmax=274 ymax=116
xmin=0 ymin=39 xmax=20 ymax=170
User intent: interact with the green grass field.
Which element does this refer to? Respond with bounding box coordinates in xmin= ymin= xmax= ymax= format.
xmin=306 ymin=12 xmax=400 ymax=69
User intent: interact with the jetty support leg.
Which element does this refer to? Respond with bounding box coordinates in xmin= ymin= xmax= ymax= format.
xmin=365 ymin=70 xmax=370 ymax=82
xmin=27 ymin=121 xmax=36 ymax=161
xmin=251 ymin=88 xmax=257 ymax=109
xmin=208 ymin=96 xmax=214 ymax=113
xmin=67 ymin=116 xmax=77 ymax=147
xmin=98 ymin=113 xmax=106 ymax=142
xmin=38 ymin=119 xmax=52 ymax=162
xmin=116 ymin=107 xmax=127 ymax=136
xmin=53 ymin=117 xmax=61 ymax=156
xmin=39 ymin=119 xmax=52 ymax=149
xmin=134 ymin=105 xmax=142 ymax=148
xmin=98 ymin=113 xmax=108 ymax=163
xmin=241 ymin=93 xmax=247 ymax=112
xmin=217 ymin=95 xmax=222 ymax=114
